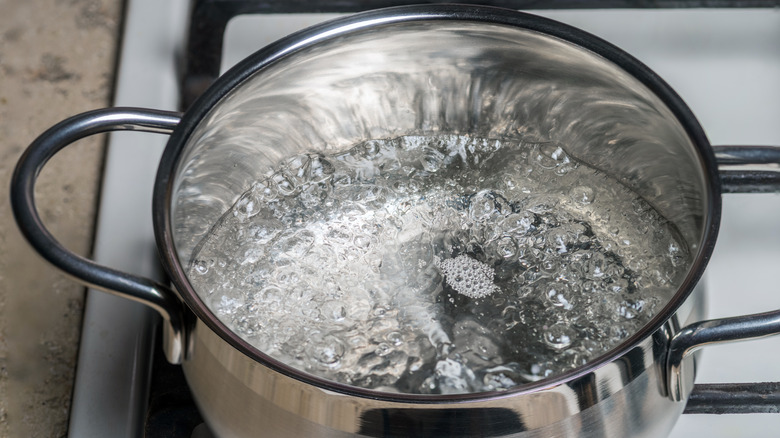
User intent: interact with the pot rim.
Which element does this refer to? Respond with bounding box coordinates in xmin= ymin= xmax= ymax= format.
xmin=152 ymin=4 xmax=721 ymax=403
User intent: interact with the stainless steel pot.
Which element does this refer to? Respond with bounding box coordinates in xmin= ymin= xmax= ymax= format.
xmin=11 ymin=5 xmax=780 ymax=437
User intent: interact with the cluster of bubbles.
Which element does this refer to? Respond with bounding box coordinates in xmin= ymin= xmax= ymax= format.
xmin=435 ymin=255 xmax=499 ymax=299
xmin=188 ymin=134 xmax=691 ymax=394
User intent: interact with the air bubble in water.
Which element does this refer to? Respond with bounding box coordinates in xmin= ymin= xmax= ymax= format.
xmin=309 ymin=155 xmax=335 ymax=181
xmin=321 ymin=300 xmax=347 ymax=321
xmin=272 ymin=172 xmax=297 ymax=196
xmin=233 ymin=190 xmax=262 ymax=221
xmin=468 ymin=190 xmax=509 ymax=222
xmin=617 ymin=299 xmax=646 ymax=320
xmin=504 ymin=211 xmax=536 ymax=234
xmin=309 ymin=336 xmax=345 ymax=366
xmin=193 ymin=259 xmax=210 ymax=275
xmin=284 ymin=155 xmax=312 ymax=184
xmin=420 ymin=146 xmax=446 ymax=172
xmin=544 ymin=324 xmax=574 ymax=350
xmin=545 ymin=282 xmax=575 ymax=310
xmin=570 ymin=186 xmax=595 ymax=205
xmin=530 ymin=143 xmax=575 ymax=175
xmin=496 ymin=236 xmax=517 ymax=259
xmin=247 ymin=220 xmax=283 ymax=245
xmin=375 ymin=343 xmax=393 ymax=357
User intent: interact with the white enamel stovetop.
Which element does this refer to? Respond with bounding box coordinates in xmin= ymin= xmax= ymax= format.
xmin=69 ymin=1 xmax=780 ymax=436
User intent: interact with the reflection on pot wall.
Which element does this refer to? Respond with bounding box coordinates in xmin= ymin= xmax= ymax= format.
xmin=181 ymin=307 xmax=698 ymax=438
xmin=171 ymin=22 xmax=707 ymax=267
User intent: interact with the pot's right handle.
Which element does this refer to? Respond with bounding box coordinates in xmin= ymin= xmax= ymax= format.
xmin=714 ymin=146 xmax=780 ymax=193
xmin=9 ymin=107 xmax=187 ymax=364
xmin=668 ymin=145 xmax=780 ymax=409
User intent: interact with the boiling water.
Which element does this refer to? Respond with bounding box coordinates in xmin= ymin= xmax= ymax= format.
xmin=188 ymin=135 xmax=691 ymax=394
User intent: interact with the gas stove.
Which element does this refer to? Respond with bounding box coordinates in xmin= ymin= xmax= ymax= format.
xmin=68 ymin=1 xmax=780 ymax=436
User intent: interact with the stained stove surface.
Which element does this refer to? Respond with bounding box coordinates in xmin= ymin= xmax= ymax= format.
xmin=69 ymin=1 xmax=780 ymax=437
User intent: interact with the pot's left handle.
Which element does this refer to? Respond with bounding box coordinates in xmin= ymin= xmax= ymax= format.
xmin=668 ymin=145 xmax=780 ymax=409
xmin=9 ymin=107 xmax=187 ymax=364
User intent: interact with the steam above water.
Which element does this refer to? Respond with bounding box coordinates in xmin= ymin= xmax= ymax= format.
xmin=188 ymin=134 xmax=690 ymax=394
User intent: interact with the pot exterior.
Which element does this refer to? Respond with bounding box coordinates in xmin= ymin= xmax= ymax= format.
xmin=158 ymin=6 xmax=716 ymax=437
xmin=181 ymin=285 xmax=705 ymax=438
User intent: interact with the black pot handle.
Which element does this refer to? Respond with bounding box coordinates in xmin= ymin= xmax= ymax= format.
xmin=669 ymin=145 xmax=780 ymax=412
xmin=9 ymin=107 xmax=187 ymax=364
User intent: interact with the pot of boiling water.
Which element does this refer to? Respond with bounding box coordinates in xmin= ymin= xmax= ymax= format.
xmin=11 ymin=5 xmax=780 ymax=437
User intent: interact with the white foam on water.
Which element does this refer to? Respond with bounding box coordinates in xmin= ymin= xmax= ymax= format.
xmin=435 ymin=255 xmax=499 ymax=299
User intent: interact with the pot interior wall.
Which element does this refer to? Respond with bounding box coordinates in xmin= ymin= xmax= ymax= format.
xmin=170 ymin=19 xmax=708 ymax=281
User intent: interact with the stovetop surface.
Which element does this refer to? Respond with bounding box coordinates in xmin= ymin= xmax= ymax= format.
xmin=72 ymin=2 xmax=780 ymax=437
